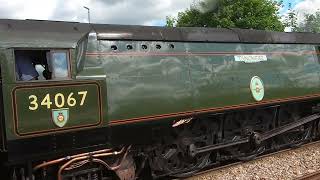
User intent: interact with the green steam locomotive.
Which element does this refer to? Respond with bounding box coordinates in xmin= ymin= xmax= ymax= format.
xmin=1 ymin=19 xmax=320 ymax=179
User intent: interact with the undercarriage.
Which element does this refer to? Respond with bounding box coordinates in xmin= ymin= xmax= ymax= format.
xmin=6 ymin=100 xmax=320 ymax=180
xmin=148 ymin=100 xmax=320 ymax=179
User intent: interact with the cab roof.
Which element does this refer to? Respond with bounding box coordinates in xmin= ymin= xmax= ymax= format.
xmin=0 ymin=19 xmax=90 ymax=48
xmin=0 ymin=19 xmax=320 ymax=48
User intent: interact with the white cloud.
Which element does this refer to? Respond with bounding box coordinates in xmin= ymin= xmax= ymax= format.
xmin=281 ymin=0 xmax=319 ymax=31
xmin=294 ymin=0 xmax=320 ymax=23
xmin=0 ymin=0 xmax=58 ymax=20
xmin=294 ymin=0 xmax=320 ymax=14
xmin=0 ymin=0 xmax=194 ymax=26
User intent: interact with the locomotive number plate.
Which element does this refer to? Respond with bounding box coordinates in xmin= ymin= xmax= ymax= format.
xmin=28 ymin=91 xmax=88 ymax=110
xmin=12 ymin=82 xmax=102 ymax=136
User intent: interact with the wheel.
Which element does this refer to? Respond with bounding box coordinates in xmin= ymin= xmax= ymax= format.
xmin=222 ymin=109 xmax=272 ymax=161
xmin=274 ymin=105 xmax=312 ymax=148
xmin=149 ymin=119 xmax=215 ymax=177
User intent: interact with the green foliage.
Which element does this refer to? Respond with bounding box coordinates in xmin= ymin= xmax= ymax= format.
xmin=283 ymin=11 xmax=298 ymax=30
xmin=294 ymin=11 xmax=320 ymax=33
xmin=282 ymin=3 xmax=298 ymax=32
xmin=169 ymin=0 xmax=284 ymax=31
xmin=166 ymin=16 xmax=176 ymax=27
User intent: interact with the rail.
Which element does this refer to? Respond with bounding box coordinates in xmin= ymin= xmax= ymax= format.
xmin=188 ymin=141 xmax=320 ymax=180
xmin=296 ymin=171 xmax=320 ymax=180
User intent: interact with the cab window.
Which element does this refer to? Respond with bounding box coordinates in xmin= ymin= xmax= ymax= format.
xmin=50 ymin=51 xmax=70 ymax=79
xmin=15 ymin=50 xmax=70 ymax=81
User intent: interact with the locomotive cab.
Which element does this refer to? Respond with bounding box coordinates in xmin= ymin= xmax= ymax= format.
xmin=0 ymin=20 xmax=111 ymax=179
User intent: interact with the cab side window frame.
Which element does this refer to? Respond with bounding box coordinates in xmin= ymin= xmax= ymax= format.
xmin=49 ymin=50 xmax=72 ymax=80
xmin=14 ymin=49 xmax=72 ymax=82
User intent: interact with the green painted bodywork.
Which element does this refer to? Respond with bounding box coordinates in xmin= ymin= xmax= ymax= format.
xmin=77 ymin=37 xmax=320 ymax=123
xmin=1 ymin=21 xmax=320 ymax=141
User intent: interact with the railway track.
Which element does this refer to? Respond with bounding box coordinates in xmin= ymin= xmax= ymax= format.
xmin=187 ymin=141 xmax=320 ymax=180
xmin=297 ymin=171 xmax=320 ymax=180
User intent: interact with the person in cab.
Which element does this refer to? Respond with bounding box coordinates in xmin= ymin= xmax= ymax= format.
xmin=15 ymin=51 xmax=39 ymax=81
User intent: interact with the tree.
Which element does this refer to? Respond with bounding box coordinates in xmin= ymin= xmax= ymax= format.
xmin=283 ymin=3 xmax=298 ymax=32
xmin=166 ymin=16 xmax=176 ymax=27
xmin=294 ymin=11 xmax=320 ymax=33
xmin=168 ymin=0 xmax=284 ymax=31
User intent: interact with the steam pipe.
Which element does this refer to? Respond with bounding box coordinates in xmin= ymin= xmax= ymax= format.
xmin=33 ymin=148 xmax=113 ymax=171
xmin=57 ymin=146 xmax=130 ymax=180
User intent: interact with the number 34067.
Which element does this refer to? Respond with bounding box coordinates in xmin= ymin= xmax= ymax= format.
xmin=28 ymin=91 xmax=88 ymax=111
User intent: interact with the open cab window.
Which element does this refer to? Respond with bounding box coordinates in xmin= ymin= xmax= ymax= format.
xmin=15 ymin=50 xmax=70 ymax=81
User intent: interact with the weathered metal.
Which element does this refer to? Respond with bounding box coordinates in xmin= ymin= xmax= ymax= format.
xmin=191 ymin=113 xmax=320 ymax=156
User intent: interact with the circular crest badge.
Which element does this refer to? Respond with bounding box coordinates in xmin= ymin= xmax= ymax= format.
xmin=250 ymin=76 xmax=264 ymax=101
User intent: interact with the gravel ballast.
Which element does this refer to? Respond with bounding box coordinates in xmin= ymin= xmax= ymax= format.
xmin=188 ymin=142 xmax=320 ymax=180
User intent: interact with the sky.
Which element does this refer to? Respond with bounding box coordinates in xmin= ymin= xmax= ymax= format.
xmin=290 ymin=0 xmax=320 ymax=22
xmin=0 ymin=0 xmax=317 ymax=26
